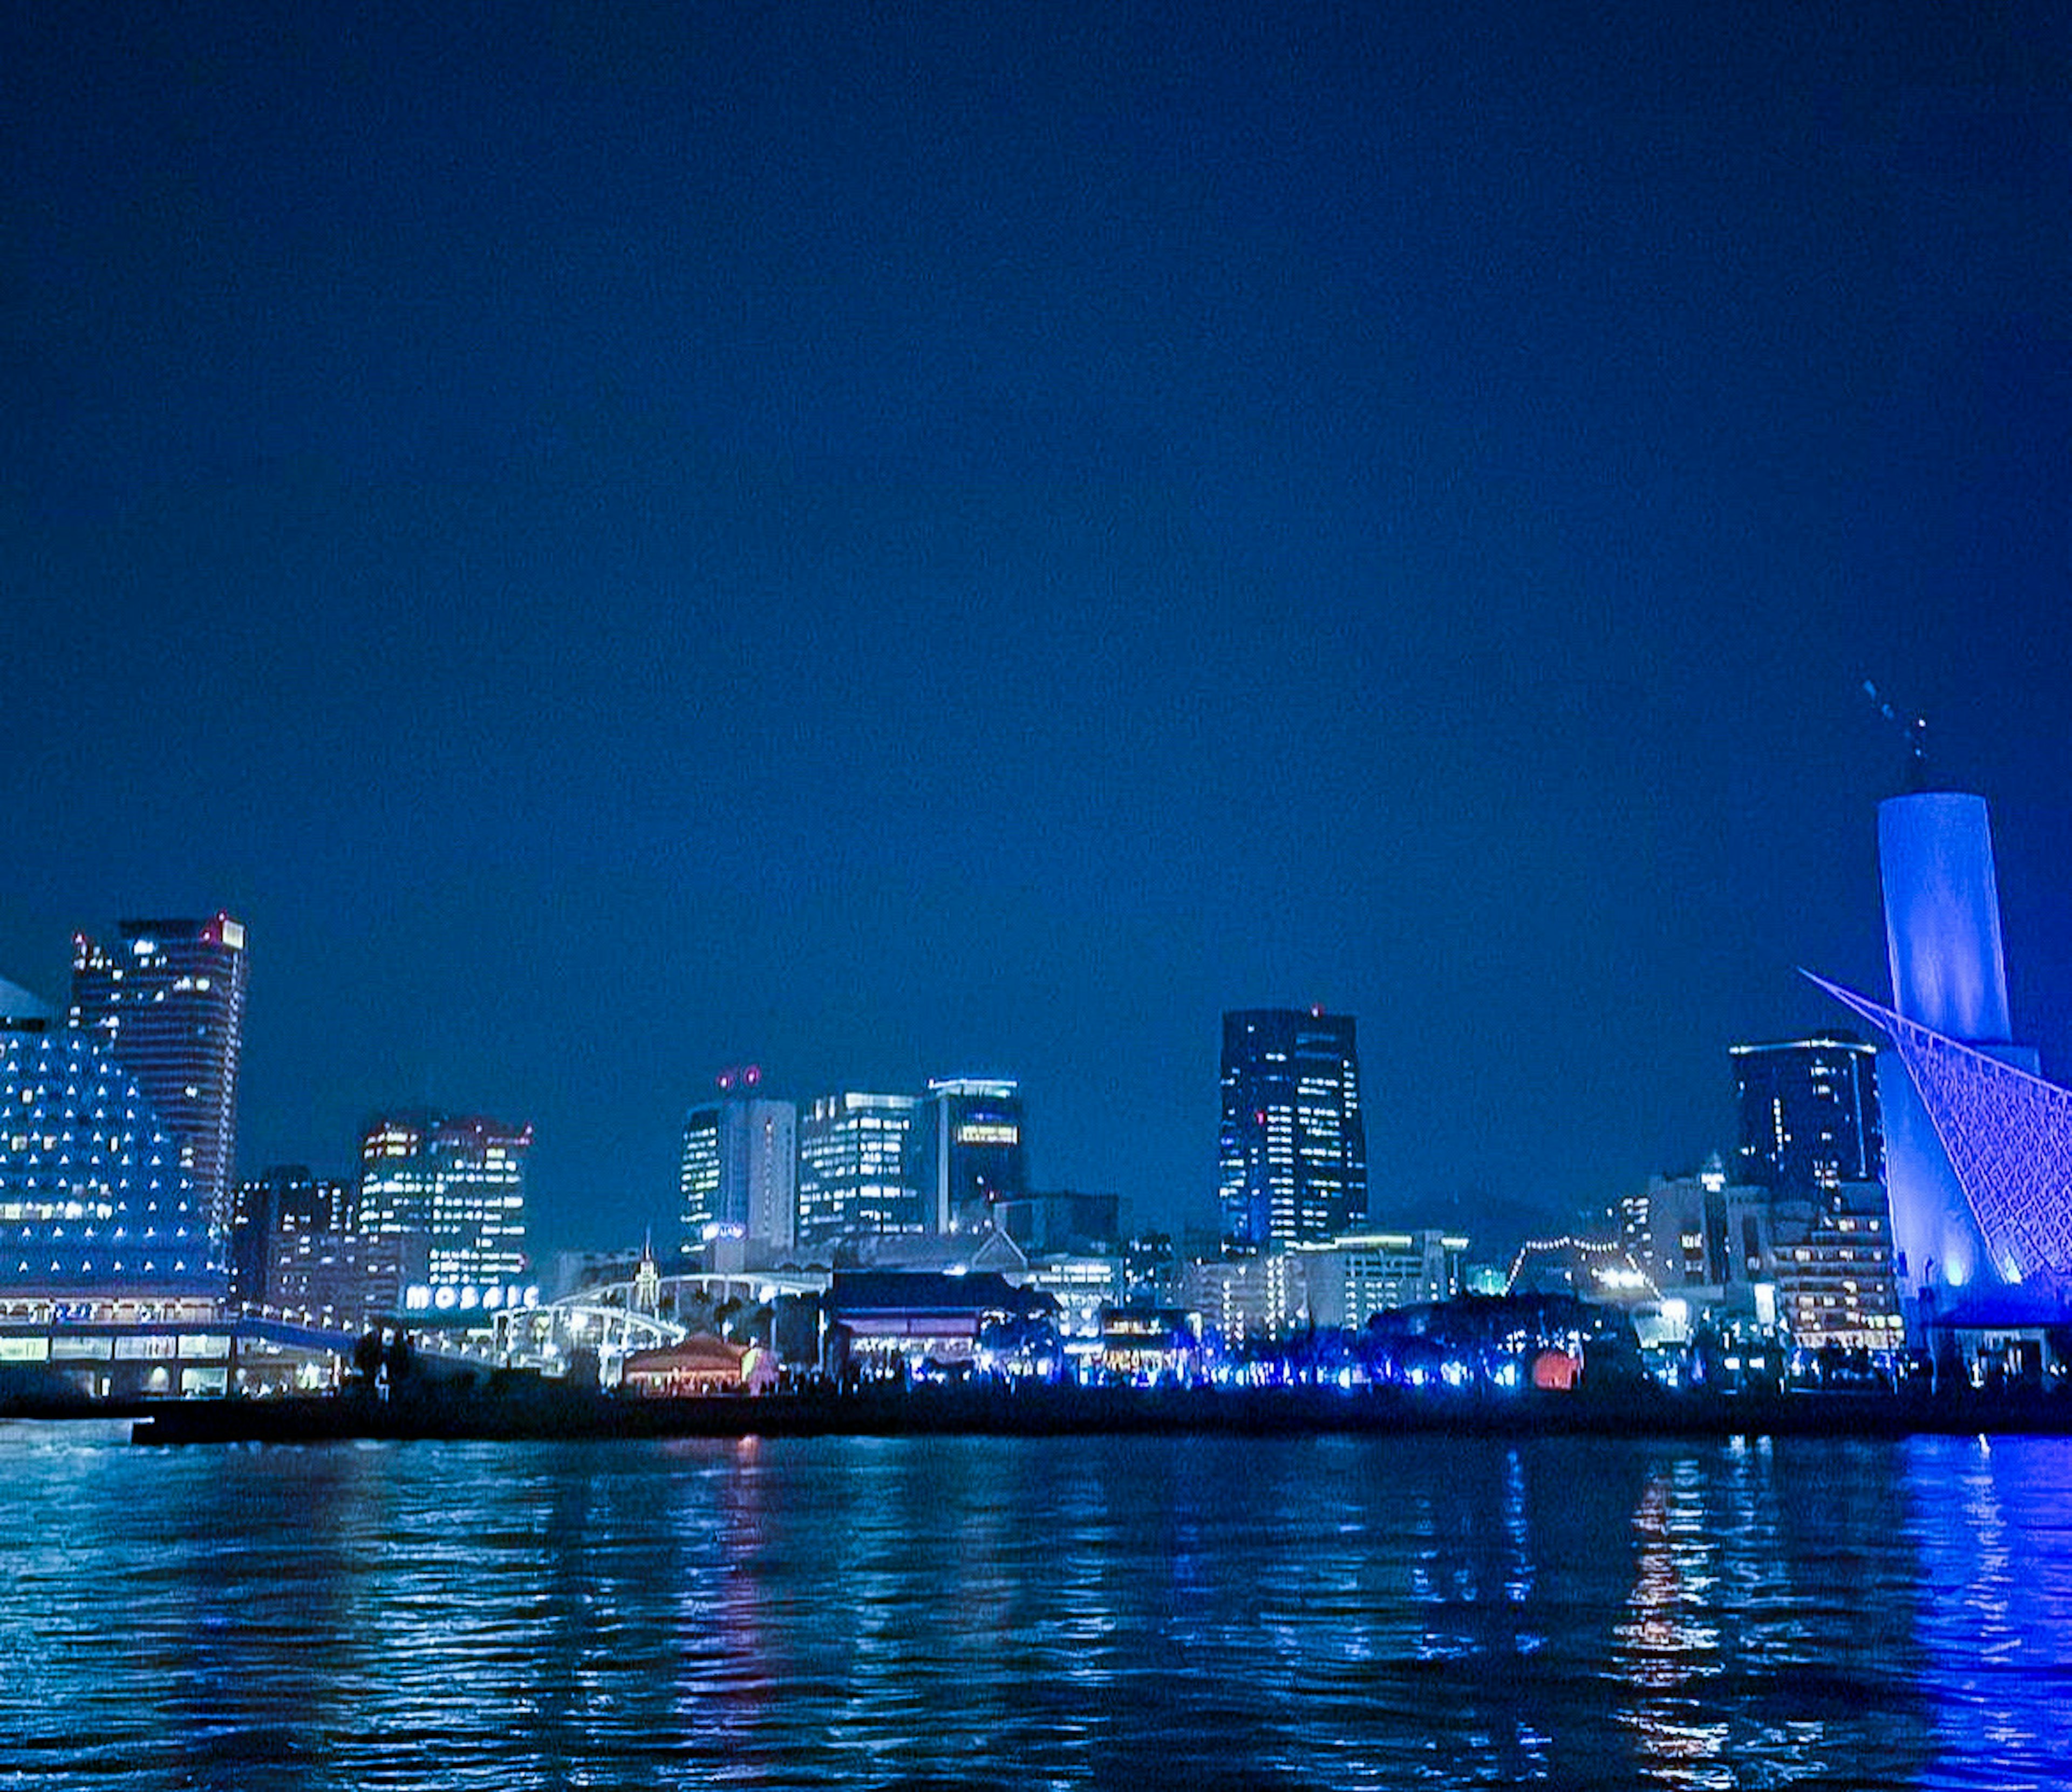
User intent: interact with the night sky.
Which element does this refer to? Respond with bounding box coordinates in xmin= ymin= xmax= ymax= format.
xmin=5 ymin=2 xmax=2068 ymax=1258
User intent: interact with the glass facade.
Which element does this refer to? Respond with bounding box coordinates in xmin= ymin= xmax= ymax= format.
xmin=926 ymin=1078 xmax=1026 ymax=1232
xmin=69 ymin=916 xmax=248 ymax=1250
xmin=797 ymin=1092 xmax=923 ymax=1248
xmin=678 ymin=1096 xmax=797 ymax=1256
xmin=1 ymin=1023 xmax=216 ymax=1290
xmin=1218 ymin=1009 xmax=1367 ymax=1251
xmin=357 ymin=1112 xmax=530 ymax=1286
xmin=1732 ymin=1036 xmax=1884 ymax=1193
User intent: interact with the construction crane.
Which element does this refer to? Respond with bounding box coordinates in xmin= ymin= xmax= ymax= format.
xmin=1862 ymin=680 xmax=1930 ymax=792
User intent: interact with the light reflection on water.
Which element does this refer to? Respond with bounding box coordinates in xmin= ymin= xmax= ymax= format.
xmin=3 ymin=1423 xmax=2072 ymax=1788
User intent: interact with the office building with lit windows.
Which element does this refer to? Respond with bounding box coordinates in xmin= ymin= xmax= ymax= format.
xmin=679 ymin=1072 xmax=796 ymax=1261
xmin=1732 ymin=1036 xmax=1883 ymax=1194
xmin=357 ymin=1112 xmax=530 ymax=1286
xmin=1218 ymin=1009 xmax=1366 ymax=1251
xmin=796 ymin=1091 xmax=923 ymax=1249
xmin=228 ymin=1164 xmax=353 ymax=1309
xmin=1294 ymin=1230 xmax=1469 ymax=1327
xmin=925 ymin=1078 xmax=1026 ymax=1233
xmin=69 ymin=915 xmax=248 ymax=1245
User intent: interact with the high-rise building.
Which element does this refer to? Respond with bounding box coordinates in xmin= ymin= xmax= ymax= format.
xmin=69 ymin=915 xmax=248 ymax=1245
xmin=2 ymin=975 xmax=216 ymax=1292
xmin=228 ymin=1164 xmax=352 ymax=1309
xmin=1731 ymin=1036 xmax=1884 ymax=1194
xmin=796 ymin=1091 xmax=923 ymax=1248
xmin=1218 ymin=1008 xmax=1367 ymax=1251
xmin=925 ymin=1078 xmax=1026 ymax=1233
xmin=678 ymin=1069 xmax=796 ymax=1260
xmin=357 ymin=1112 xmax=530 ymax=1286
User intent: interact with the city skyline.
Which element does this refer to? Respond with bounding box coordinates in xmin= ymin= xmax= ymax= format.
xmin=6 ymin=2 xmax=2067 ymax=1255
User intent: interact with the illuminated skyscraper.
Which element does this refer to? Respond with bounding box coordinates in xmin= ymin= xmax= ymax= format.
xmin=925 ymin=1078 xmax=1026 ymax=1232
xmin=357 ymin=1112 xmax=530 ymax=1286
xmin=678 ymin=1068 xmax=796 ymax=1259
xmin=796 ymin=1091 xmax=923 ymax=1248
xmin=69 ymin=915 xmax=248 ymax=1245
xmin=1219 ymin=1008 xmax=1366 ymax=1251
xmin=1731 ymin=1035 xmax=1884 ymax=1194
xmin=1 ymin=974 xmax=215 ymax=1291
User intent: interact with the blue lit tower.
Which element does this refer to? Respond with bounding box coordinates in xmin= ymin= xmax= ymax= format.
xmin=1810 ymin=775 xmax=2072 ymax=1315
xmin=1219 ymin=1008 xmax=1367 ymax=1252
xmin=1 ymin=972 xmax=217 ymax=1292
xmin=1871 ymin=791 xmax=2039 ymax=1297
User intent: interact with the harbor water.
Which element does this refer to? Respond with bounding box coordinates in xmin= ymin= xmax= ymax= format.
xmin=4 ymin=1423 xmax=2071 ymax=1789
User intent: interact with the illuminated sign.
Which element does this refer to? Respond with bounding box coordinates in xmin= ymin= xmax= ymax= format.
xmin=956 ymin=1123 xmax=1019 ymax=1147
xmin=403 ymin=1283 xmax=540 ymax=1316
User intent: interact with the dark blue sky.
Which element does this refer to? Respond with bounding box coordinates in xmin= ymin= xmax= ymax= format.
xmin=5 ymin=1 xmax=2068 ymax=1256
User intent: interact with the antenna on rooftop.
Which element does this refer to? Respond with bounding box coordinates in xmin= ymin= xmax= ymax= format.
xmin=1862 ymin=680 xmax=1930 ymax=793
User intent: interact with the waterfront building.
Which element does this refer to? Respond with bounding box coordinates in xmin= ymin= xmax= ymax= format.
xmin=0 ymin=973 xmax=235 ymax=1394
xmin=795 ymin=1091 xmax=923 ymax=1249
xmin=822 ymin=1270 xmax=1057 ymax=1379
xmin=678 ymin=1072 xmax=797 ymax=1263
xmin=1100 ymin=1306 xmax=1205 ymax=1381
xmin=357 ymin=1112 xmax=530 ymax=1286
xmin=925 ymin=1078 xmax=1026 ymax=1232
xmin=1176 ymin=1252 xmax=1309 ymax=1348
xmin=1296 ymin=1230 xmax=1470 ymax=1328
xmin=1732 ymin=1035 xmax=1884 ymax=1193
xmin=1021 ymin=1253 xmax=1123 ymax=1370
xmin=228 ymin=1164 xmax=351 ymax=1309
xmin=621 ymin=1334 xmax=767 ymax=1396
xmin=69 ymin=915 xmax=248 ymax=1245
xmin=1812 ymin=782 xmax=2072 ymax=1350
xmin=1218 ymin=1009 xmax=1367 ymax=1251
xmin=1764 ymin=1181 xmax=1904 ymax=1352
xmin=1618 ymin=1150 xmax=1901 ymax=1353
xmin=1 ymin=977 xmax=216 ymax=1293
xmin=268 ymin=1224 xmax=428 ymax=1334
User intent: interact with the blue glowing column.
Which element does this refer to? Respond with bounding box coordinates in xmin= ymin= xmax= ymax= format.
xmin=1877 ymin=793 xmax=2026 ymax=1300
xmin=1878 ymin=793 xmax=2012 ymax=1045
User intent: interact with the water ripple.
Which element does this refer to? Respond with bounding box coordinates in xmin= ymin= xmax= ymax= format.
xmin=3 ymin=1429 xmax=2071 ymax=1787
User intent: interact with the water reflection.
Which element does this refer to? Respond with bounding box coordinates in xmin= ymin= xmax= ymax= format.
xmin=3 ymin=1424 xmax=2070 ymax=1787
xmin=1906 ymin=1436 xmax=2072 ymax=1789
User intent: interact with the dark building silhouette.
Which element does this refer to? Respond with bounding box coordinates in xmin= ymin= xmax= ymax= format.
xmin=925 ymin=1078 xmax=1026 ymax=1232
xmin=229 ymin=1164 xmax=352 ymax=1309
xmin=1730 ymin=1035 xmax=1884 ymax=1194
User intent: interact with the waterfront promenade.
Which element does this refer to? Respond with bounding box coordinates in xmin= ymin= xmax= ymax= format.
xmin=123 ymin=1377 xmax=2072 ymax=1446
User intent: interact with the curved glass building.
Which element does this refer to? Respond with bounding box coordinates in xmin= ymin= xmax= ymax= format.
xmin=1 ymin=981 xmax=217 ymax=1291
